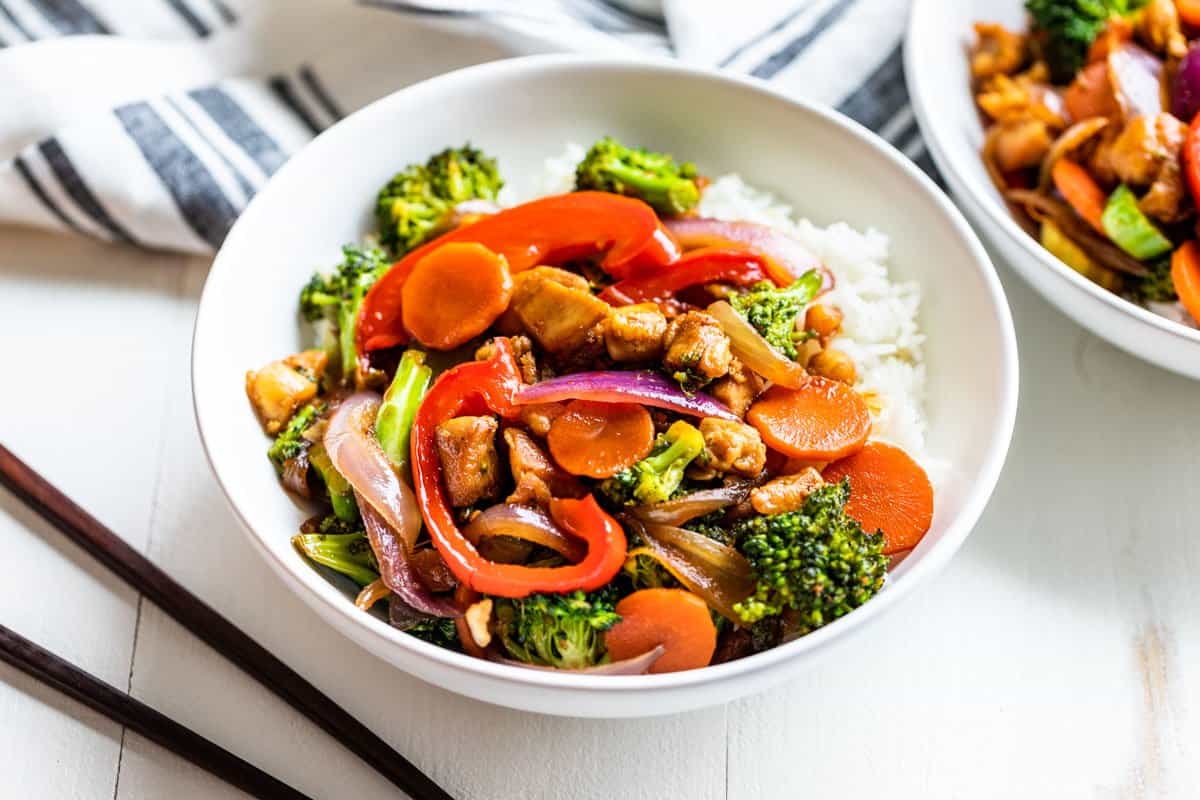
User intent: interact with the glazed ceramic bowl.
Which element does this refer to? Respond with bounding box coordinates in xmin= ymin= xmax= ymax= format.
xmin=907 ymin=0 xmax=1200 ymax=379
xmin=193 ymin=55 xmax=1018 ymax=717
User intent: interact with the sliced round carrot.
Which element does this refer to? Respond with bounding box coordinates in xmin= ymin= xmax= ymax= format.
xmin=401 ymin=242 xmax=513 ymax=350
xmin=605 ymin=588 xmax=716 ymax=674
xmin=1052 ymin=159 xmax=1107 ymax=234
xmin=822 ymin=441 xmax=934 ymax=554
xmin=546 ymin=400 xmax=654 ymax=478
xmin=746 ymin=378 xmax=870 ymax=461
xmin=1171 ymin=241 xmax=1200 ymax=326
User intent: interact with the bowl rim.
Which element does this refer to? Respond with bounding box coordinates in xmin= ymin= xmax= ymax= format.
xmin=192 ymin=53 xmax=1019 ymax=695
xmin=905 ymin=0 xmax=1200 ymax=348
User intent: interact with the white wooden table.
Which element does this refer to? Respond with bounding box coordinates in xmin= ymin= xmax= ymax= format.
xmin=2 ymin=218 xmax=1198 ymax=799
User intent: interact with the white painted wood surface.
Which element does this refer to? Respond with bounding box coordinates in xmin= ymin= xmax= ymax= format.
xmin=2 ymin=214 xmax=1198 ymax=798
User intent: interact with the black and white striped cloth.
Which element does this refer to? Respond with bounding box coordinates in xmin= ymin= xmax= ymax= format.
xmin=0 ymin=0 xmax=936 ymax=254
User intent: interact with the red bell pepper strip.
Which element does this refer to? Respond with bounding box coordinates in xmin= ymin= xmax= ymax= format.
xmin=358 ymin=192 xmax=680 ymax=352
xmin=598 ymin=247 xmax=773 ymax=305
xmin=410 ymin=338 xmax=628 ymax=597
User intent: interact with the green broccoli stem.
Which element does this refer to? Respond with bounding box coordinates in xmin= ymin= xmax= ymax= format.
xmin=337 ymin=294 xmax=364 ymax=385
xmin=375 ymin=349 xmax=432 ymax=474
xmin=307 ymin=444 xmax=358 ymax=522
xmin=292 ymin=532 xmax=379 ymax=586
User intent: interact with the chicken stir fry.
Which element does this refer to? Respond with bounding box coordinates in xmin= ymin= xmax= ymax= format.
xmin=247 ymin=139 xmax=935 ymax=675
xmin=971 ymin=1 xmax=1200 ymax=327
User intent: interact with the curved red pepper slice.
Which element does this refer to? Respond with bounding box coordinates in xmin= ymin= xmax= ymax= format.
xmin=359 ymin=192 xmax=680 ymax=352
xmin=410 ymin=339 xmax=628 ymax=598
xmin=598 ymin=246 xmax=772 ymax=305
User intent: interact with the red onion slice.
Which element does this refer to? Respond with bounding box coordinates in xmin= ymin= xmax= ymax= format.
xmin=631 ymin=520 xmax=755 ymax=623
xmin=630 ymin=482 xmax=754 ymax=526
xmin=464 ymin=504 xmax=586 ymax=563
xmin=1109 ymin=44 xmax=1163 ymax=121
xmin=707 ymin=300 xmax=808 ymax=389
xmin=665 ymin=217 xmax=827 ymax=288
xmin=489 ymin=645 xmax=666 ymax=674
xmin=360 ymin=498 xmax=459 ymax=618
xmin=514 ymin=371 xmax=737 ymax=421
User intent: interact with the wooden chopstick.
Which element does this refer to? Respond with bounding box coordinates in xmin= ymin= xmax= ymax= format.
xmin=0 ymin=623 xmax=312 ymax=800
xmin=0 ymin=443 xmax=454 ymax=800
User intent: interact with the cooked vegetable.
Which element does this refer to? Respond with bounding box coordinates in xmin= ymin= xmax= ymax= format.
xmin=664 ymin=217 xmax=826 ymax=288
xmin=401 ymin=242 xmax=514 ymax=350
xmin=547 ymin=400 xmax=655 ymax=479
xmin=1181 ymin=0 xmax=1200 ymax=27
xmin=599 ymin=247 xmax=769 ymax=306
xmin=1170 ymin=240 xmax=1200 ymax=323
xmin=292 ymin=531 xmax=378 ymax=586
xmin=1008 ymin=190 xmax=1150 ymax=276
xmin=575 ymin=136 xmax=700 ymax=217
xmin=1102 ymin=185 xmax=1174 ymax=259
xmin=1134 ymin=255 xmax=1177 ymax=301
xmin=1051 ymin=159 xmax=1108 ymax=233
xmin=494 ymin=589 xmax=621 ymax=670
xmin=375 ymin=349 xmax=432 ymax=473
xmin=1026 ymin=0 xmax=1148 ymax=84
xmin=307 ymin=443 xmax=358 ymax=523
xmin=405 ymin=618 xmax=461 ymax=649
xmin=1038 ymin=119 xmax=1110 ymax=194
xmin=266 ymin=401 xmax=323 ymax=472
xmin=733 ymin=478 xmax=887 ymax=629
xmin=463 ymin=504 xmax=586 ymax=564
xmin=514 ymin=370 xmax=738 ymax=421
xmin=629 ymin=482 xmax=754 ymax=527
xmin=822 ymin=442 xmax=935 ymax=555
xmin=1040 ymin=219 xmax=1125 ymax=291
xmin=1107 ymin=42 xmax=1164 ymax=119
xmin=747 ymin=380 xmax=871 ymax=462
xmin=706 ymin=300 xmax=808 ymax=389
xmin=1173 ymin=42 xmax=1200 ymax=120
xmin=299 ymin=245 xmax=391 ymax=384
xmin=598 ymin=421 xmax=705 ymax=506
xmin=729 ymin=272 xmax=823 ymax=360
xmin=604 ymin=588 xmax=718 ymax=674
xmin=358 ymin=193 xmax=680 ymax=352
xmin=375 ymin=144 xmax=503 ymax=255
xmin=630 ymin=521 xmax=756 ymax=623
xmin=410 ymin=340 xmax=628 ymax=597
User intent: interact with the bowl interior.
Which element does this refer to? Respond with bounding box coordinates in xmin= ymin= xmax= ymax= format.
xmin=907 ymin=0 xmax=1200 ymax=351
xmin=193 ymin=56 xmax=1016 ymax=703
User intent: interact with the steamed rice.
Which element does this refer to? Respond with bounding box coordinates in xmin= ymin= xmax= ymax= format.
xmin=523 ymin=147 xmax=928 ymax=457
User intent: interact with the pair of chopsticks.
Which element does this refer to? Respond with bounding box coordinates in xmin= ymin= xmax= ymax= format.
xmin=0 ymin=443 xmax=454 ymax=800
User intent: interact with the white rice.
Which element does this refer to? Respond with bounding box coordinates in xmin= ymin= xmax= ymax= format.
xmin=523 ymin=147 xmax=928 ymax=457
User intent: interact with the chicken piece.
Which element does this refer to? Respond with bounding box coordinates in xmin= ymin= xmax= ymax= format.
xmin=503 ymin=427 xmax=584 ymax=506
xmin=1137 ymin=0 xmax=1188 ymax=60
xmin=434 ymin=416 xmax=501 ymax=507
xmin=976 ymin=61 xmax=1064 ymax=128
xmin=693 ymin=418 xmax=766 ymax=480
xmin=990 ymin=117 xmax=1054 ymax=173
xmin=1140 ymin=156 xmax=1192 ymax=223
xmin=495 ymin=267 xmax=590 ymax=335
xmin=708 ymin=358 xmax=766 ymax=419
xmin=750 ymin=468 xmax=825 ymax=516
xmin=1098 ymin=113 xmax=1186 ymax=188
xmin=476 ymin=335 xmax=540 ymax=384
xmin=509 ymin=268 xmax=610 ymax=354
xmin=245 ymin=349 xmax=327 ymax=434
xmin=603 ymin=302 xmax=667 ymax=362
xmin=519 ymin=403 xmax=565 ymax=438
xmin=971 ymin=22 xmax=1026 ymax=80
xmin=545 ymin=322 xmax=609 ymax=374
xmin=662 ymin=311 xmax=732 ymax=387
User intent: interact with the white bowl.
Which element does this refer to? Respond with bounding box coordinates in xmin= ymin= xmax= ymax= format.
xmin=907 ymin=0 xmax=1200 ymax=380
xmin=193 ymin=55 xmax=1018 ymax=718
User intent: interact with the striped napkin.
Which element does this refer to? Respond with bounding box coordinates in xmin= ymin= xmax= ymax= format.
xmin=0 ymin=0 xmax=934 ymax=255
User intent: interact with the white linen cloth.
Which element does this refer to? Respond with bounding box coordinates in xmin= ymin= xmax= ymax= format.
xmin=0 ymin=0 xmax=932 ymax=254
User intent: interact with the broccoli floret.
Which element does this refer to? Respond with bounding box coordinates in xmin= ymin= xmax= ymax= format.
xmin=267 ymin=402 xmax=324 ymax=472
xmin=575 ymin=136 xmax=700 ymax=217
xmin=729 ymin=271 xmax=824 ymax=360
xmin=1026 ymin=0 xmax=1148 ymax=84
xmin=623 ymin=553 xmax=678 ymax=590
xmin=1134 ymin=256 xmax=1177 ymax=303
xmin=732 ymin=478 xmax=887 ymax=630
xmin=298 ymin=245 xmax=391 ymax=385
xmin=494 ymin=589 xmax=621 ymax=670
xmin=375 ymin=145 xmax=503 ymax=255
xmin=292 ymin=530 xmax=378 ymax=586
xmin=404 ymin=618 xmax=460 ymax=650
xmin=599 ymin=421 xmax=705 ymax=506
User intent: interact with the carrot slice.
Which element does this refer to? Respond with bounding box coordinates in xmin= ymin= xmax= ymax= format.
xmin=1180 ymin=0 xmax=1200 ymax=28
xmin=547 ymin=400 xmax=654 ymax=478
xmin=605 ymin=588 xmax=716 ymax=674
xmin=1052 ymin=159 xmax=1108 ymax=234
xmin=401 ymin=242 xmax=513 ymax=350
xmin=1171 ymin=240 xmax=1200 ymax=325
xmin=822 ymin=442 xmax=934 ymax=554
xmin=1063 ymin=61 xmax=1118 ymax=123
xmin=746 ymin=378 xmax=871 ymax=461
xmin=1086 ymin=16 xmax=1132 ymax=64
